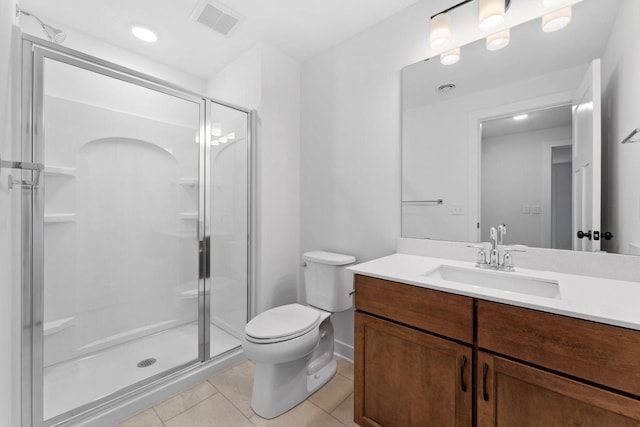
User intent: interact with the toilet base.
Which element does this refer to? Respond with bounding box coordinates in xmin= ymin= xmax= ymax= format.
xmin=251 ymin=356 xmax=337 ymax=419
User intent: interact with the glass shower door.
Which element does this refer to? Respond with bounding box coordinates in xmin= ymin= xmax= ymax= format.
xmin=208 ymin=102 xmax=250 ymax=357
xmin=35 ymin=52 xmax=204 ymax=422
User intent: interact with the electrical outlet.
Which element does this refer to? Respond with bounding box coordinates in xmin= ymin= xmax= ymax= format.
xmin=532 ymin=205 xmax=541 ymax=214
xmin=452 ymin=205 xmax=465 ymax=215
xmin=522 ymin=205 xmax=531 ymax=214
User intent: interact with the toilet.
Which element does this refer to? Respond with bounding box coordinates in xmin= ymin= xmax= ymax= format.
xmin=242 ymin=250 xmax=355 ymax=419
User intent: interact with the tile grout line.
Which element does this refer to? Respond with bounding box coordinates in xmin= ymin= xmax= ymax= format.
xmin=152 ymin=385 xmax=219 ymax=424
xmin=205 ymin=378 xmax=251 ymax=418
xmin=151 ymin=406 xmax=166 ymax=426
xmin=307 ymin=399 xmax=351 ymax=427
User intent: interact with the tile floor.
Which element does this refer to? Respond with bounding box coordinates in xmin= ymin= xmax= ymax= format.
xmin=117 ymin=357 xmax=358 ymax=427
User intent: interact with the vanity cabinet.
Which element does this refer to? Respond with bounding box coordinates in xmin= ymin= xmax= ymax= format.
xmin=354 ymin=275 xmax=473 ymax=427
xmin=355 ymin=312 xmax=471 ymax=426
xmin=353 ymin=274 xmax=640 ymax=427
xmin=477 ymin=352 xmax=640 ymax=426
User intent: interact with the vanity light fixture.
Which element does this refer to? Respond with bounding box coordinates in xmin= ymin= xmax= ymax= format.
xmin=513 ymin=114 xmax=529 ymax=120
xmin=131 ymin=26 xmax=158 ymax=42
xmin=429 ymin=0 xmax=511 ymax=53
xmin=219 ymin=137 xmax=228 ymax=144
xmin=542 ymin=6 xmax=572 ymax=32
xmin=478 ymin=0 xmax=506 ymax=30
xmin=440 ymin=47 xmax=461 ymax=65
xmin=486 ymin=29 xmax=510 ymax=51
xmin=227 ymin=132 xmax=236 ymax=140
xmin=429 ymin=13 xmax=452 ymax=50
xmin=211 ymin=125 xmax=222 ymax=137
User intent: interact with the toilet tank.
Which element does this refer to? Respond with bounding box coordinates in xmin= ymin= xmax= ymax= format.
xmin=303 ymin=251 xmax=356 ymax=312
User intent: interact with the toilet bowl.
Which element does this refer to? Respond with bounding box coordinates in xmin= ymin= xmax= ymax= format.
xmin=243 ymin=303 xmax=336 ymax=419
xmin=242 ymin=251 xmax=355 ymax=419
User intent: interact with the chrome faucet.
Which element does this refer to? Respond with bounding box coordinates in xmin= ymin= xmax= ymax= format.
xmin=489 ymin=226 xmax=499 ymax=267
xmin=469 ymin=225 xmax=526 ymax=272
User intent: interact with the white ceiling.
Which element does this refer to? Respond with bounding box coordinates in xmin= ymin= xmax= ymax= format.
xmin=482 ymin=104 xmax=572 ymax=139
xmin=18 ymin=0 xmax=421 ymax=79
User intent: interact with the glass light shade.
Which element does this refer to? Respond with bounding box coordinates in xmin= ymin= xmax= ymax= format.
xmin=542 ymin=6 xmax=572 ymax=32
xmin=513 ymin=114 xmax=529 ymax=120
xmin=478 ymin=0 xmax=505 ymax=31
xmin=131 ymin=26 xmax=158 ymax=42
xmin=440 ymin=48 xmax=461 ymax=65
xmin=430 ymin=13 xmax=452 ymax=50
xmin=486 ymin=29 xmax=510 ymax=51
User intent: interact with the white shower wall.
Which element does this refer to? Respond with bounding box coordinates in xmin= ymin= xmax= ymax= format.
xmin=42 ymin=94 xmax=201 ymax=366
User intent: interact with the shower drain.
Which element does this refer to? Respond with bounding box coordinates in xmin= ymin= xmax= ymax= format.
xmin=137 ymin=358 xmax=157 ymax=368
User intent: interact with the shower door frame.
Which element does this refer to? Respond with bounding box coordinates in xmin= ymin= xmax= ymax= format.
xmin=20 ymin=35 xmax=256 ymax=427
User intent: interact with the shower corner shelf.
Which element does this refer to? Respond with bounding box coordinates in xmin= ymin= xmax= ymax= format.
xmin=178 ymin=178 xmax=198 ymax=187
xmin=45 ymin=166 xmax=76 ymax=177
xmin=179 ymin=212 xmax=198 ymax=220
xmin=43 ymin=316 xmax=76 ymax=337
xmin=179 ymin=289 xmax=199 ymax=299
xmin=44 ymin=213 xmax=76 ymax=224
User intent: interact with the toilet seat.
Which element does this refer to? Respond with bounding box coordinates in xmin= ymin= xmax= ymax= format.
xmin=245 ymin=304 xmax=321 ymax=344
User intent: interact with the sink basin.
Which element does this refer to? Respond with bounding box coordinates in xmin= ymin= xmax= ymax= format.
xmin=424 ymin=265 xmax=561 ymax=299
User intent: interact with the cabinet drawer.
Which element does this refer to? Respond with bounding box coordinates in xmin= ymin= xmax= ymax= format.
xmin=478 ymin=300 xmax=640 ymax=397
xmin=354 ymin=274 xmax=474 ymax=344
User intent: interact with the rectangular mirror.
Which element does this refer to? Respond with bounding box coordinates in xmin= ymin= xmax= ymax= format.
xmin=401 ymin=0 xmax=640 ymax=255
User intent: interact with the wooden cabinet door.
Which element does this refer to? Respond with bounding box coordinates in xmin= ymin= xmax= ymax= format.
xmin=354 ymin=312 xmax=471 ymax=427
xmin=477 ymin=352 xmax=640 ymax=427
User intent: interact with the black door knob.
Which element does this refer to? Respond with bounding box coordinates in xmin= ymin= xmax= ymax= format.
xmin=577 ymin=230 xmax=592 ymax=240
xmin=603 ymin=231 xmax=614 ymax=240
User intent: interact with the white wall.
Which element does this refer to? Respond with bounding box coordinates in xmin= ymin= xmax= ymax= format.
xmin=301 ymin=0 xmax=461 ymax=359
xmin=1 ymin=0 xmax=20 ymax=425
xmin=601 ymin=0 xmax=640 ymax=255
xmin=207 ymin=43 xmax=301 ymax=315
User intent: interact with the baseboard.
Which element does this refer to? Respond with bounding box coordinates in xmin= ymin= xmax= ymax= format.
xmin=334 ymin=339 xmax=353 ymax=363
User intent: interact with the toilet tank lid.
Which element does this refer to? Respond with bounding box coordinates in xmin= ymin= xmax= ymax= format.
xmin=303 ymin=251 xmax=356 ymax=266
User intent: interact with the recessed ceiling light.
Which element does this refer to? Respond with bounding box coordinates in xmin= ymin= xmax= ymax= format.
xmin=131 ymin=26 xmax=158 ymax=43
xmin=513 ymin=114 xmax=529 ymax=120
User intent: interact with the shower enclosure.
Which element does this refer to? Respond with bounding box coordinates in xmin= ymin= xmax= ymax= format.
xmin=19 ymin=36 xmax=253 ymax=426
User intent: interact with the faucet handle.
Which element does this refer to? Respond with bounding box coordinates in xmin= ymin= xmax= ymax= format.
xmin=467 ymin=244 xmax=488 ymax=267
xmin=500 ymin=245 xmax=526 ymax=272
xmin=498 ymin=224 xmax=507 ymax=244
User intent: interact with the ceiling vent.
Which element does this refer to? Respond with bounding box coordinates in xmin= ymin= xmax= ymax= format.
xmin=191 ymin=0 xmax=243 ymax=36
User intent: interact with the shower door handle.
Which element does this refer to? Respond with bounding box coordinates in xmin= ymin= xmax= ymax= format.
xmin=198 ymin=236 xmax=210 ymax=280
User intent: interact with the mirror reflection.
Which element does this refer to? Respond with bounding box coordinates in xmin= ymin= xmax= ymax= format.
xmin=401 ymin=0 xmax=640 ymax=255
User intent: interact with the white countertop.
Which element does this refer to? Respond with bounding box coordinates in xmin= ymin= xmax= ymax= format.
xmin=348 ymin=253 xmax=640 ymax=331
